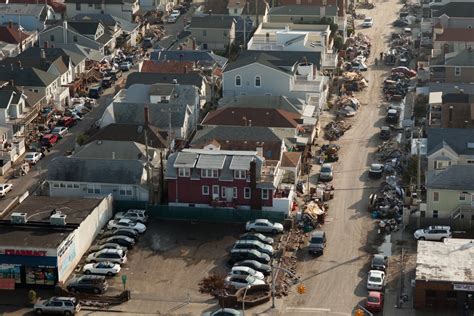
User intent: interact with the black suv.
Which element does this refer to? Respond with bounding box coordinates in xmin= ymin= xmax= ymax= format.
xmin=67 ymin=275 xmax=108 ymax=294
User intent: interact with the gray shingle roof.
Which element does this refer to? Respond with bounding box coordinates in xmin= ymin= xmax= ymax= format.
xmin=190 ymin=16 xmax=235 ymax=29
xmin=0 ymin=3 xmax=46 ymax=17
xmin=0 ymin=90 xmax=14 ymax=109
xmin=150 ymin=50 xmax=228 ymax=68
xmin=426 ymin=165 xmax=474 ymax=190
xmin=445 ymin=49 xmax=474 ymax=67
xmin=427 ymin=128 xmax=474 ymax=156
xmin=67 ymin=21 xmax=101 ymax=35
xmin=223 ymin=50 xmax=322 ymax=73
xmin=126 ymin=72 xmax=205 ymax=89
xmin=268 ymin=5 xmax=338 ymax=17
xmin=432 ymin=2 xmax=474 ymax=18
xmin=0 ymin=65 xmax=56 ymax=87
xmin=47 ymin=157 xmax=146 ymax=185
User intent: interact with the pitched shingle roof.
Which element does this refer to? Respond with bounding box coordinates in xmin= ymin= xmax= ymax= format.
xmin=426 ymin=165 xmax=474 ymax=190
xmin=150 ymin=50 xmax=228 ymax=68
xmin=126 ymin=72 xmax=205 ymax=89
xmin=0 ymin=25 xmax=30 ymax=44
xmin=202 ymin=107 xmax=301 ymax=127
xmin=435 ymin=28 xmax=474 ymax=42
xmin=140 ymin=60 xmax=196 ymax=74
xmin=47 ymin=157 xmax=146 ymax=185
xmin=444 ymin=49 xmax=474 ymax=67
xmin=281 ymin=151 xmax=301 ymax=168
xmin=0 ymin=65 xmax=56 ymax=86
xmin=190 ymin=15 xmax=235 ymax=29
xmin=268 ymin=5 xmax=338 ymax=16
xmin=427 ymin=128 xmax=474 ymax=156
xmin=432 ymin=2 xmax=474 ymax=18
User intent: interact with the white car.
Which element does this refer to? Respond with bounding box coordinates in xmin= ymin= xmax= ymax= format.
xmin=83 ymin=261 xmax=121 ymax=276
xmin=245 ymin=219 xmax=283 ymax=234
xmin=24 ymin=152 xmax=42 ymax=164
xmin=167 ymin=16 xmax=177 ymax=23
xmin=230 ymin=266 xmax=265 ymax=280
xmin=170 ymin=9 xmax=180 ymax=18
xmin=0 ymin=183 xmax=13 ymax=197
xmin=107 ymin=218 xmax=146 ymax=233
xmin=367 ymin=270 xmax=385 ymax=291
xmin=362 ymin=17 xmax=373 ymax=27
xmin=413 ymin=226 xmax=452 ymax=241
xmin=52 ymin=126 xmax=68 ymax=137
xmin=86 ymin=249 xmax=127 ymax=264
xmin=88 ymin=243 xmax=127 ymax=254
xmin=114 ymin=210 xmax=148 ymax=223
xmin=225 ymin=275 xmax=265 ymax=289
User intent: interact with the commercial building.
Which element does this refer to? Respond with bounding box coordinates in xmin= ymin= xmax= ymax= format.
xmin=0 ymin=196 xmax=112 ymax=289
xmin=415 ymin=238 xmax=474 ymax=309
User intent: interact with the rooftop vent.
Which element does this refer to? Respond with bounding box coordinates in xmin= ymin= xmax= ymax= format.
xmin=10 ymin=212 xmax=27 ymax=224
xmin=50 ymin=211 xmax=67 ymax=226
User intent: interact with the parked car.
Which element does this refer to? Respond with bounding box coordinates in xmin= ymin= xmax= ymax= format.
xmin=67 ymin=275 xmax=108 ymax=294
xmin=230 ymin=266 xmax=265 ymax=280
xmin=0 ymin=183 xmax=13 ymax=197
xmin=365 ymin=291 xmax=384 ymax=312
xmin=233 ymin=240 xmax=274 ymax=256
xmin=142 ymin=37 xmax=154 ymax=49
xmin=101 ymin=76 xmax=113 ymax=88
xmin=169 ymin=9 xmax=180 ymax=18
xmin=119 ymin=62 xmax=133 ymax=71
xmin=202 ymin=308 xmax=243 ymax=316
xmin=24 ymin=152 xmax=42 ymax=164
xmin=83 ymin=261 xmax=121 ymax=276
xmin=52 ymin=126 xmax=68 ymax=138
xmin=33 ymin=297 xmax=80 ymax=315
xmin=234 ymin=260 xmax=272 ymax=276
xmin=229 ymin=249 xmax=270 ymax=265
xmin=59 ymin=117 xmax=76 ymax=128
xmin=239 ymin=232 xmax=274 ymax=245
xmin=166 ymin=16 xmax=177 ymax=23
xmin=393 ymin=19 xmax=409 ymax=27
xmin=98 ymin=236 xmax=135 ymax=249
xmin=379 ymin=126 xmax=391 ymax=140
xmin=391 ymin=66 xmax=416 ymax=78
xmin=225 ymin=275 xmax=265 ymax=289
xmin=350 ymin=60 xmax=368 ymax=72
xmin=245 ymin=219 xmax=283 ymax=234
xmin=88 ymin=85 xmax=103 ymax=99
xmin=308 ymin=230 xmax=326 ymax=255
xmin=371 ymin=254 xmax=388 ymax=271
xmin=107 ymin=218 xmax=146 ymax=233
xmin=367 ymin=270 xmax=385 ymax=291
xmin=114 ymin=210 xmax=148 ymax=223
xmin=385 ymin=108 xmax=400 ymax=123
xmin=88 ymin=243 xmax=127 ymax=254
xmin=86 ymin=249 xmax=127 ymax=264
xmin=319 ymin=163 xmax=334 ymax=181
xmin=413 ymin=226 xmax=452 ymax=241
xmin=362 ymin=17 xmax=373 ymax=27
xmin=41 ymin=134 xmax=59 ymax=147
xmin=102 ymin=228 xmax=139 ymax=240
xmin=107 ymin=69 xmax=122 ymax=81
xmin=368 ymin=163 xmax=384 ymax=179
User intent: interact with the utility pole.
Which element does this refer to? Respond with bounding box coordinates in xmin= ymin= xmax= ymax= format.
xmin=144 ymin=129 xmax=153 ymax=204
xmin=416 ymin=127 xmax=422 ymax=200
xmin=270 ymin=264 xmax=298 ymax=308
xmin=160 ymin=107 xmax=180 ymax=150
xmin=255 ymin=0 xmax=259 ymax=26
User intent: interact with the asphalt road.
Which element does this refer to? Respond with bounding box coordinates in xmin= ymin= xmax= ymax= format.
xmin=283 ymin=0 xmax=404 ymax=315
xmin=154 ymin=6 xmax=195 ymax=50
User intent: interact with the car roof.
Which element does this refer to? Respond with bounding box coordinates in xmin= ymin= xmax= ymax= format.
xmin=253 ymin=219 xmax=270 ymax=223
xmin=369 ymin=270 xmax=384 ymax=276
xmin=310 ymin=230 xmax=325 ymax=237
xmin=322 ymin=163 xmax=332 ymax=168
xmin=427 ymin=225 xmax=450 ymax=230
xmin=368 ymin=291 xmax=382 ymax=298
xmin=373 ymin=254 xmax=386 ymax=260
xmin=388 ymin=109 xmax=398 ymax=113
xmin=97 ymin=248 xmax=123 ymax=254
xmin=381 ymin=126 xmax=390 ymax=130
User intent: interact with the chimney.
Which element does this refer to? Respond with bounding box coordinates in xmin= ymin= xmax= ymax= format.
xmin=40 ymin=48 xmax=46 ymax=59
xmin=8 ymin=21 xmax=12 ymax=29
xmin=9 ymin=79 xmax=14 ymax=87
xmin=144 ymin=106 xmax=149 ymax=125
xmin=63 ymin=21 xmax=68 ymax=44
xmin=43 ymin=41 xmax=48 ymax=48
xmin=192 ymin=38 xmax=196 ymax=50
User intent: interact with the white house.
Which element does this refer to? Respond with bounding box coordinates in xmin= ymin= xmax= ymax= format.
xmin=0 ymin=3 xmax=56 ymax=31
xmin=64 ymin=0 xmax=140 ymax=23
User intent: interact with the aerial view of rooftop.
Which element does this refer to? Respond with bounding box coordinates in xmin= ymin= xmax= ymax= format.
xmin=0 ymin=0 xmax=473 ymax=315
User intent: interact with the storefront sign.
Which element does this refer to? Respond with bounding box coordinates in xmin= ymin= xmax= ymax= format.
xmin=454 ymin=284 xmax=474 ymax=292
xmin=4 ymin=249 xmax=47 ymax=257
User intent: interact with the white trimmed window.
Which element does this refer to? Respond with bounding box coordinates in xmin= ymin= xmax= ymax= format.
xmin=454 ymin=67 xmax=461 ymax=76
xmin=119 ymin=186 xmax=133 ymax=196
xmin=261 ymin=189 xmax=269 ymax=200
xmin=433 ymin=191 xmax=439 ymax=202
xmin=178 ymin=168 xmax=190 ymax=177
xmin=255 ymin=76 xmax=261 ymax=87
xmin=201 ymin=169 xmax=219 ymax=178
xmin=53 ymin=182 xmax=60 ymax=188
xmin=244 ymin=187 xmax=251 ymax=199
xmin=235 ymin=75 xmax=242 ymax=86
xmin=202 ymin=185 xmax=209 ymax=195
xmin=234 ymin=170 xmax=246 ymax=179
xmin=87 ymin=184 xmax=100 ymax=194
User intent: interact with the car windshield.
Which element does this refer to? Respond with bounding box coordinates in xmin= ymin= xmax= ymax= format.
xmin=364 ymin=18 xmax=371 ymax=22
xmin=367 ymin=296 xmax=379 ymax=303
xmin=311 ymin=237 xmax=323 ymax=243
xmin=321 ymin=167 xmax=331 ymax=172
xmin=373 ymin=257 xmax=384 ymax=265
xmin=26 ymin=154 xmax=34 ymax=158
xmin=369 ymin=276 xmax=382 ymax=283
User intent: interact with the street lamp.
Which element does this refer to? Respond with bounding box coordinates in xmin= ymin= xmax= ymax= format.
xmin=242 ymin=285 xmax=251 ymax=315
xmin=270 ymin=263 xmax=298 ymax=308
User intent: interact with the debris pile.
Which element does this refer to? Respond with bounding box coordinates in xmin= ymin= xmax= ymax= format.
xmin=336 ymin=96 xmax=360 ymax=117
xmin=340 ymin=72 xmax=369 ymax=92
xmin=317 ymin=144 xmax=341 ymax=162
xmin=324 ymin=120 xmax=352 ymax=141
xmin=345 ymin=33 xmax=372 ymax=61
xmin=368 ymin=176 xmax=404 ymax=231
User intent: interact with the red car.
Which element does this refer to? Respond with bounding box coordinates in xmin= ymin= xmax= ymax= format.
xmin=365 ymin=291 xmax=384 ymax=312
xmin=59 ymin=116 xmax=76 ymax=128
xmin=40 ymin=134 xmax=59 ymax=147
xmin=391 ymin=66 xmax=416 ymax=78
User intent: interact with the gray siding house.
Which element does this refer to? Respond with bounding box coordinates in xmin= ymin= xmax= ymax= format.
xmin=189 ymin=16 xmax=236 ymax=51
xmin=47 ymin=157 xmax=149 ymax=202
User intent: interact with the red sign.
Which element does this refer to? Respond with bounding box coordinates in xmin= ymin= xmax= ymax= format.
xmin=0 ymin=278 xmax=15 ymax=290
xmin=4 ymin=249 xmax=47 ymax=257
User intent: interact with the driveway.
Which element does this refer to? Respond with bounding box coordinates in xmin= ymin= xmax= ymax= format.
xmin=283 ymin=0 xmax=404 ymax=315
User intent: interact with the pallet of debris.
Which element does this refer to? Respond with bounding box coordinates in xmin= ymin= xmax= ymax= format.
xmin=324 ymin=120 xmax=352 ymax=141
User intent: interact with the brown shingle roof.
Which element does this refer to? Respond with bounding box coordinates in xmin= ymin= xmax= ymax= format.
xmin=281 ymin=151 xmax=301 ymax=168
xmin=435 ymin=28 xmax=474 ymax=42
xmin=0 ymin=25 xmax=30 ymax=44
xmin=140 ymin=60 xmax=197 ymax=74
xmin=202 ymin=107 xmax=300 ymax=128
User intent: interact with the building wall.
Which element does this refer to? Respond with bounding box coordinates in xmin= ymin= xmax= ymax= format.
xmin=425 ymin=188 xmax=474 ymax=218
xmin=191 ymin=25 xmax=235 ymax=51
xmin=434 ymin=40 xmax=474 ymax=55
xmin=167 ymin=174 xmax=273 ymax=208
xmin=56 ymin=195 xmax=113 ymax=283
xmin=415 ymin=280 xmax=468 ymax=309
xmin=444 ymin=67 xmax=474 ymax=84
xmin=223 ymin=63 xmax=290 ymax=97
xmin=48 ymin=181 xmax=149 ymax=202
